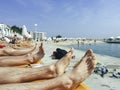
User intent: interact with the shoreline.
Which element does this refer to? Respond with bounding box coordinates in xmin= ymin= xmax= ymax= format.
xmin=42 ymin=41 xmax=120 ymax=90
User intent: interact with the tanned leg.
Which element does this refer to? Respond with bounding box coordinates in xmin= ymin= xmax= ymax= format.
xmin=3 ymin=44 xmax=36 ymax=56
xmin=60 ymin=49 xmax=96 ymax=90
xmin=0 ymin=43 xmax=44 ymax=67
xmin=0 ymin=48 xmax=73 ymax=84
xmin=31 ymin=43 xmax=45 ymax=63
xmin=54 ymin=48 xmax=74 ymax=75
xmin=0 ymin=49 xmax=96 ymax=90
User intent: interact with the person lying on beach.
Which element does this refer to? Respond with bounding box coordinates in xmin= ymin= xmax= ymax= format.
xmin=13 ymin=38 xmax=34 ymax=48
xmin=0 ymin=43 xmax=44 ymax=67
xmin=0 ymin=48 xmax=96 ymax=90
xmin=52 ymin=48 xmax=75 ymax=59
xmin=0 ymin=43 xmax=37 ymax=56
xmin=52 ymin=48 xmax=68 ymax=59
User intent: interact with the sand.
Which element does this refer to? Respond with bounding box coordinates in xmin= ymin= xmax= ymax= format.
xmin=40 ymin=41 xmax=120 ymax=90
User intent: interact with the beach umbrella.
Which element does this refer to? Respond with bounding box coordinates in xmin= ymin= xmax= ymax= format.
xmin=7 ymin=29 xmax=11 ymax=37
xmin=5 ymin=29 xmax=9 ymax=36
xmin=1 ymin=26 xmax=5 ymax=37
xmin=22 ymin=25 xmax=32 ymax=38
xmin=10 ymin=30 xmax=14 ymax=37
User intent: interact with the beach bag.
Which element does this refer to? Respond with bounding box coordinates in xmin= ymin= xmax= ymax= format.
xmin=53 ymin=48 xmax=67 ymax=59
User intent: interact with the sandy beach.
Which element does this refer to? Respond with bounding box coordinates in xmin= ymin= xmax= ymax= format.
xmin=39 ymin=41 xmax=120 ymax=90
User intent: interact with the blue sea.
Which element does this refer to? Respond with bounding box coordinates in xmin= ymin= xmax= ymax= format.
xmin=68 ymin=43 xmax=120 ymax=58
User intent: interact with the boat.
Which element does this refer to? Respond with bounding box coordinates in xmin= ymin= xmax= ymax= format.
xmin=105 ymin=36 xmax=120 ymax=43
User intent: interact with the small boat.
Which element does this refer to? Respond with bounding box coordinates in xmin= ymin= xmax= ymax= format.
xmin=105 ymin=36 xmax=120 ymax=43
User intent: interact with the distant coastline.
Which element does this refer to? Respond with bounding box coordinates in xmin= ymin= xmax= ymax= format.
xmin=52 ymin=39 xmax=104 ymax=46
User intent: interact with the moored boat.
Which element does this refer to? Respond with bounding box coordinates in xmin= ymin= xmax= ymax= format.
xmin=105 ymin=36 xmax=120 ymax=43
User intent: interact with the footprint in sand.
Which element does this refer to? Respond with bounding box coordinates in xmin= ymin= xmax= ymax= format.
xmin=101 ymin=84 xmax=115 ymax=90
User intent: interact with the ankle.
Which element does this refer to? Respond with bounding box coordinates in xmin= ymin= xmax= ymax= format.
xmin=48 ymin=65 xmax=58 ymax=77
xmin=26 ymin=55 xmax=34 ymax=63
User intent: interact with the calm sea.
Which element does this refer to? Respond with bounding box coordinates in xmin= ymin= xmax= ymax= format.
xmin=68 ymin=43 xmax=120 ymax=58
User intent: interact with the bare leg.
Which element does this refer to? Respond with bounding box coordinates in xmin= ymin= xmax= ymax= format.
xmin=0 ymin=48 xmax=73 ymax=84
xmin=0 ymin=43 xmax=44 ymax=67
xmin=54 ymin=48 xmax=74 ymax=75
xmin=64 ymin=49 xmax=96 ymax=89
xmin=0 ymin=49 xmax=96 ymax=90
xmin=1 ymin=44 xmax=36 ymax=56
xmin=31 ymin=43 xmax=45 ymax=62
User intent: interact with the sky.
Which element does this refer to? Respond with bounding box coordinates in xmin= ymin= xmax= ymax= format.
xmin=0 ymin=0 xmax=120 ymax=39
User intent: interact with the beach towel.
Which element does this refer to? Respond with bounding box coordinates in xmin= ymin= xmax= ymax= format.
xmin=75 ymin=83 xmax=91 ymax=90
xmin=0 ymin=45 xmax=5 ymax=48
xmin=33 ymin=79 xmax=91 ymax=90
xmin=14 ymin=59 xmax=42 ymax=68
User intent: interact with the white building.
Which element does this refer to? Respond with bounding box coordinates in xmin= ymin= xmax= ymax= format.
xmin=32 ymin=32 xmax=46 ymax=41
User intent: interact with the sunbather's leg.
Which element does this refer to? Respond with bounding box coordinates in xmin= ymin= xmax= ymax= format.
xmin=0 ymin=49 xmax=96 ymax=90
xmin=31 ymin=43 xmax=45 ymax=62
xmin=54 ymin=48 xmax=74 ymax=75
xmin=0 ymin=48 xmax=73 ymax=84
xmin=64 ymin=49 xmax=96 ymax=89
xmin=0 ymin=48 xmax=9 ymax=56
xmin=0 ymin=44 xmax=36 ymax=56
xmin=0 ymin=43 xmax=44 ymax=67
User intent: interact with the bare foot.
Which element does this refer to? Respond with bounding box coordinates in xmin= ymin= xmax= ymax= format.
xmin=54 ymin=48 xmax=74 ymax=76
xmin=39 ymin=43 xmax=45 ymax=55
xmin=32 ymin=43 xmax=45 ymax=62
xmin=62 ymin=49 xmax=96 ymax=89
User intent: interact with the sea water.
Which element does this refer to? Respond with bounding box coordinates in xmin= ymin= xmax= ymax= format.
xmin=68 ymin=43 xmax=120 ymax=58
